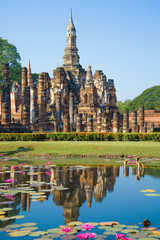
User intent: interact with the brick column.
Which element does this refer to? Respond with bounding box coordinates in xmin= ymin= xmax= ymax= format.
xmin=56 ymin=92 xmax=61 ymax=131
xmin=139 ymin=106 xmax=144 ymax=132
xmin=113 ymin=112 xmax=119 ymax=133
xmin=21 ymin=67 xmax=30 ymax=127
xmin=101 ymin=112 xmax=107 ymax=132
xmin=69 ymin=92 xmax=74 ymax=132
xmin=63 ymin=113 xmax=70 ymax=132
xmin=1 ymin=64 xmax=11 ymax=127
xmin=30 ymin=88 xmax=36 ymax=124
xmin=131 ymin=110 xmax=137 ymax=132
xmin=123 ymin=110 xmax=129 ymax=133
xmin=97 ymin=108 xmax=102 ymax=132
xmin=76 ymin=113 xmax=82 ymax=132
xmin=87 ymin=114 xmax=93 ymax=132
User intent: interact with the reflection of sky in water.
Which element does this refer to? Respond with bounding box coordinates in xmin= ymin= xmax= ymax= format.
xmin=0 ymin=165 xmax=160 ymax=240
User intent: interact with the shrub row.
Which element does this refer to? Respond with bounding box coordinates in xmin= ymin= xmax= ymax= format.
xmin=0 ymin=132 xmax=160 ymax=141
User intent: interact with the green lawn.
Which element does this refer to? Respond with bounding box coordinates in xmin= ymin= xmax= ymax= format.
xmin=0 ymin=141 xmax=160 ymax=158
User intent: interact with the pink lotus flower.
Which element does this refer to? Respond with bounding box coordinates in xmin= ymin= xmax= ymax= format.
xmin=5 ymin=195 xmax=14 ymax=199
xmin=77 ymin=233 xmax=85 ymax=239
xmin=134 ymin=163 xmax=137 ymax=165
xmin=61 ymin=227 xmax=73 ymax=233
xmin=116 ymin=233 xmax=132 ymax=240
xmin=46 ymin=154 xmax=50 ymax=157
xmin=134 ymin=155 xmax=137 ymax=157
xmin=83 ymin=233 xmax=91 ymax=240
xmin=13 ymin=166 xmax=18 ymax=170
xmin=4 ymin=157 xmax=7 ymax=160
xmin=0 ymin=161 xmax=3 ymax=163
xmin=128 ymin=155 xmax=132 ymax=158
xmin=77 ymin=233 xmax=96 ymax=240
xmin=128 ymin=163 xmax=131 ymax=165
xmin=123 ymin=238 xmax=132 ymax=240
xmin=46 ymin=162 xmax=52 ymax=165
xmin=19 ymin=163 xmax=25 ymax=166
xmin=20 ymin=171 xmax=25 ymax=174
xmin=0 ymin=154 xmax=4 ymax=156
xmin=131 ymin=160 xmax=135 ymax=162
xmin=89 ymin=233 xmax=97 ymax=238
xmin=81 ymin=223 xmax=94 ymax=231
xmin=45 ymin=171 xmax=51 ymax=176
xmin=116 ymin=233 xmax=125 ymax=239
xmin=5 ymin=178 xmax=14 ymax=183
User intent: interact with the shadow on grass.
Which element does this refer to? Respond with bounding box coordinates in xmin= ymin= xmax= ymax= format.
xmin=1 ymin=147 xmax=33 ymax=157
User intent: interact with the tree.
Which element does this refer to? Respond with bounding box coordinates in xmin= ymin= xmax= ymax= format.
xmin=117 ymin=99 xmax=132 ymax=114
xmin=118 ymin=86 xmax=160 ymax=113
xmin=0 ymin=37 xmax=22 ymax=89
xmin=32 ymin=73 xmax=39 ymax=86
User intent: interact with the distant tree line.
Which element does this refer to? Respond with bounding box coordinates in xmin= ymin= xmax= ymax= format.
xmin=117 ymin=85 xmax=160 ymax=114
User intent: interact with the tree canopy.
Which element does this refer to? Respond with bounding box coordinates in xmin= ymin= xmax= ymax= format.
xmin=117 ymin=85 xmax=160 ymax=113
xmin=0 ymin=37 xmax=22 ymax=89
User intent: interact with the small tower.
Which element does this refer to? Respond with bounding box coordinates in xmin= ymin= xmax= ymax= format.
xmin=27 ymin=60 xmax=34 ymax=88
xmin=63 ymin=9 xmax=80 ymax=67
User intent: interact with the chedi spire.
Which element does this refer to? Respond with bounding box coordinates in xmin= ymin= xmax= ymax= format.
xmin=27 ymin=60 xmax=33 ymax=88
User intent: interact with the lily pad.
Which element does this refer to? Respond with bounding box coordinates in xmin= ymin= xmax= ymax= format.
xmin=20 ymin=227 xmax=38 ymax=231
xmin=126 ymin=225 xmax=140 ymax=228
xmin=21 ymin=222 xmax=37 ymax=227
xmin=96 ymin=235 xmax=108 ymax=238
xmin=0 ymin=211 xmax=6 ymax=215
xmin=68 ymin=221 xmax=83 ymax=226
xmin=152 ymin=231 xmax=160 ymax=235
xmin=0 ymin=201 xmax=14 ymax=204
xmin=139 ymin=238 xmax=158 ymax=240
xmin=144 ymin=194 xmax=160 ymax=197
xmin=103 ymin=232 xmax=115 ymax=235
xmin=0 ymin=217 xmax=11 ymax=221
xmin=9 ymin=230 xmax=31 ymax=237
xmin=29 ymin=231 xmax=47 ymax=237
xmin=8 ymin=224 xmax=22 ymax=229
xmin=47 ymin=228 xmax=61 ymax=233
xmin=10 ymin=215 xmax=25 ymax=219
xmin=140 ymin=189 xmax=156 ymax=193
xmin=121 ymin=229 xmax=139 ymax=233
xmin=86 ymin=222 xmax=99 ymax=226
xmin=60 ymin=235 xmax=76 ymax=240
xmin=99 ymin=221 xmax=119 ymax=226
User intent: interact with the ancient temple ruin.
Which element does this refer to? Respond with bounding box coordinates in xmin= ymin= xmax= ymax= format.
xmin=0 ymin=10 xmax=159 ymax=133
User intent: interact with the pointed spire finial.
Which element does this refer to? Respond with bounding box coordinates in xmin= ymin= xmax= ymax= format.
xmin=27 ymin=59 xmax=33 ymax=88
xmin=28 ymin=59 xmax=31 ymax=71
xmin=67 ymin=8 xmax=75 ymax=32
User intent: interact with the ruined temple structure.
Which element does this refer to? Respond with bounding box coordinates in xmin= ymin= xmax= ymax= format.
xmin=0 ymin=10 xmax=160 ymax=133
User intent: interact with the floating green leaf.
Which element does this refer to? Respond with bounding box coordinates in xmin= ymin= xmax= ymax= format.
xmin=140 ymin=189 xmax=156 ymax=193
xmin=21 ymin=222 xmax=37 ymax=227
xmin=8 ymin=224 xmax=22 ymax=229
xmin=9 ymin=230 xmax=30 ymax=237
xmin=20 ymin=227 xmax=38 ymax=231
xmin=29 ymin=231 xmax=47 ymax=237
xmin=122 ymin=229 xmax=139 ymax=233
xmin=144 ymin=194 xmax=160 ymax=197
xmin=126 ymin=225 xmax=140 ymax=228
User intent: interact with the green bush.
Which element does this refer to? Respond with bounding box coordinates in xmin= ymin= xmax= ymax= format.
xmin=0 ymin=132 xmax=160 ymax=141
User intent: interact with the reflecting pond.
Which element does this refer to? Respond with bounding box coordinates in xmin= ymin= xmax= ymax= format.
xmin=0 ymin=163 xmax=160 ymax=240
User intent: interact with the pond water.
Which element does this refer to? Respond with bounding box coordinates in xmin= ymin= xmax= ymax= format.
xmin=0 ymin=163 xmax=160 ymax=240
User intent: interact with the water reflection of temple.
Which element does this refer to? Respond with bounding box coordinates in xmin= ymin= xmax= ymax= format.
xmin=51 ymin=166 xmax=119 ymax=223
xmin=0 ymin=164 xmax=146 ymax=224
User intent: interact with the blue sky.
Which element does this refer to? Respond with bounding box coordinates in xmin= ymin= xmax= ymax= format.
xmin=1 ymin=0 xmax=160 ymax=101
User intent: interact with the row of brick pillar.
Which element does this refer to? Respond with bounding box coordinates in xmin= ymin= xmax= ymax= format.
xmin=53 ymin=92 xmax=75 ymax=132
xmin=1 ymin=64 xmax=11 ymax=127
